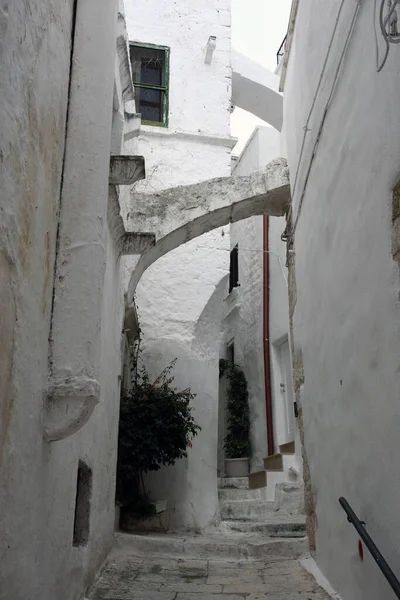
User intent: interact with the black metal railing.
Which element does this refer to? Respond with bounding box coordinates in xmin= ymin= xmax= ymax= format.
xmin=276 ymin=34 xmax=287 ymax=65
xmin=339 ymin=497 xmax=400 ymax=598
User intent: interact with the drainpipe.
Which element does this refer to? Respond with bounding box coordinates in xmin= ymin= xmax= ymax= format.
xmin=263 ymin=215 xmax=275 ymax=456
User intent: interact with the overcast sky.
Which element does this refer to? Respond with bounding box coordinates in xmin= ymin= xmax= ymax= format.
xmin=231 ymin=0 xmax=292 ymax=153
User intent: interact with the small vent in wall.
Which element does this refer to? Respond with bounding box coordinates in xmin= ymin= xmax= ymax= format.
xmin=73 ymin=461 xmax=92 ymax=547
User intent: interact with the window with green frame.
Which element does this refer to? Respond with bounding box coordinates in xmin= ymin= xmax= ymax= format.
xmin=129 ymin=42 xmax=170 ymax=127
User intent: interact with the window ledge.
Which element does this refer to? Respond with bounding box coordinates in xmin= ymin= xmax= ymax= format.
xmin=138 ymin=126 xmax=237 ymax=148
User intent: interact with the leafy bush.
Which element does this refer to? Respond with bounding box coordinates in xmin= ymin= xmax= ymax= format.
xmin=116 ymin=358 xmax=200 ymax=509
xmin=219 ymin=358 xmax=250 ymax=459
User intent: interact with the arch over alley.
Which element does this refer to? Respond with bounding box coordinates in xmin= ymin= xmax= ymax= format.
xmin=232 ymin=50 xmax=283 ymax=130
xmin=126 ymin=157 xmax=290 ymax=302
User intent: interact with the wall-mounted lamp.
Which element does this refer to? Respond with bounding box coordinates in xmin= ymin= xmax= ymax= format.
xmin=205 ymin=36 xmax=217 ymax=64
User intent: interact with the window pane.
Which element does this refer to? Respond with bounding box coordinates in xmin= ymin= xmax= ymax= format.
xmin=130 ymin=45 xmax=166 ymax=87
xmin=135 ymin=86 xmax=164 ymax=123
xmin=141 ymin=103 xmax=162 ymax=123
xmin=141 ymin=60 xmax=162 ymax=86
xmin=141 ymin=87 xmax=161 ymax=105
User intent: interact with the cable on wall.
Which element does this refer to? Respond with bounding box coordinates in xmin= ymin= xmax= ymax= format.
xmin=289 ymin=0 xmax=362 ymax=244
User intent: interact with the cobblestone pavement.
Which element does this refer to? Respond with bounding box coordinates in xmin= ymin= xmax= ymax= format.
xmin=88 ymin=553 xmax=332 ymax=599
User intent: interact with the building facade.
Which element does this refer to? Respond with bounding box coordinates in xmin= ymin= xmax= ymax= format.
xmin=122 ymin=0 xmax=235 ymax=532
xmin=281 ymin=1 xmax=400 ymax=599
xmin=0 ymin=2 xmax=143 ymax=598
xmin=221 ymin=125 xmax=302 ymax=505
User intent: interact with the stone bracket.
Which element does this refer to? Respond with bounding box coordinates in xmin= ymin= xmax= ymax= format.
xmin=122 ymin=232 xmax=156 ymax=255
xmin=124 ymin=111 xmax=142 ymax=141
xmin=43 ymin=377 xmax=100 ymax=442
xmin=109 ymin=155 xmax=145 ymax=185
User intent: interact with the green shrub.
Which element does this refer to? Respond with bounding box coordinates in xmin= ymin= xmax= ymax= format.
xmin=116 ymin=357 xmax=200 ymax=509
xmin=219 ymin=358 xmax=250 ymax=459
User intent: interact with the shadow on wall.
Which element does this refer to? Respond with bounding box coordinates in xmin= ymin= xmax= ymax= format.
xmin=139 ymin=274 xmax=229 ymax=532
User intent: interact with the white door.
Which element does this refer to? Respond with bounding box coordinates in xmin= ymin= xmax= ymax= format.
xmin=279 ymin=340 xmax=295 ymax=443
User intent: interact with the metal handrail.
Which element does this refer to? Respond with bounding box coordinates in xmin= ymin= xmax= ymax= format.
xmin=339 ymin=497 xmax=400 ymax=598
xmin=276 ymin=34 xmax=287 ymax=65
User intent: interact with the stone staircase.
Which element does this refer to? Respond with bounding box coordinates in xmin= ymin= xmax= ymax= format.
xmin=217 ymin=474 xmax=307 ymax=558
xmin=247 ymin=441 xmax=304 ymax=505
xmin=109 ymin=448 xmax=307 ymax=565
xmin=111 ymin=475 xmax=307 ymax=563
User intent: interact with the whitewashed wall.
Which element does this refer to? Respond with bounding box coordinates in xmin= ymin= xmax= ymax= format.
xmin=283 ymin=1 xmax=400 ymax=599
xmin=0 ymin=2 xmax=131 ymax=598
xmin=225 ymin=126 xmax=292 ymax=473
xmin=124 ymin=0 xmax=233 ymax=530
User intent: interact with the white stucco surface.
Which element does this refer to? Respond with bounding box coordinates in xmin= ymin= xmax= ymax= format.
xmin=125 ymin=0 xmax=232 ymax=138
xmin=122 ymin=0 xmax=234 ymax=531
xmin=226 ymin=127 xmax=294 ymax=473
xmin=0 ymin=2 xmax=134 ymax=598
xmin=232 ymin=50 xmax=283 ymax=130
xmin=127 ymin=158 xmax=290 ymax=298
xmin=284 ymin=2 xmax=400 ymax=599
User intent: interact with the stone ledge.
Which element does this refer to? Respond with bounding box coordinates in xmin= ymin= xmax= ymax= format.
xmin=44 ymin=377 xmax=100 ymax=442
xmin=109 ymin=155 xmax=145 ymax=185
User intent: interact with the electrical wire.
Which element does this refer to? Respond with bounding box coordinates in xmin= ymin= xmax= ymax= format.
xmin=290 ymin=0 xmax=347 ymax=201
xmin=291 ymin=0 xmax=362 ymax=240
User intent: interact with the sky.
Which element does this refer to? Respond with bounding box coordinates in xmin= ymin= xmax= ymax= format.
xmin=231 ymin=0 xmax=292 ymax=154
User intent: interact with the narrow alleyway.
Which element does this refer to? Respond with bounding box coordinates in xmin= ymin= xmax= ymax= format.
xmin=88 ymin=536 xmax=332 ymax=599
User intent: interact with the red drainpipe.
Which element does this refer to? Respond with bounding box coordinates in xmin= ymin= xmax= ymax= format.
xmin=263 ymin=215 xmax=275 ymax=456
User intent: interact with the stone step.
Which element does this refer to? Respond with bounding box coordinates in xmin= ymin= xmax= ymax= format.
xmin=217 ymin=477 xmax=249 ymax=489
xmin=218 ymin=487 xmax=262 ymax=501
xmin=279 ymin=441 xmax=295 ymax=454
xmin=264 ymin=453 xmax=284 ymax=471
xmin=275 ymin=481 xmax=304 ymax=513
xmin=115 ymin=531 xmax=308 ymax=561
xmin=221 ymin=515 xmax=306 ymax=537
xmin=219 ymin=498 xmax=276 ymax=520
xmin=249 ymin=469 xmax=267 ymax=489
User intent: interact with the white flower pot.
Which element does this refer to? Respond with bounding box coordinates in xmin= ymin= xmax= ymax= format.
xmin=225 ymin=457 xmax=249 ymax=478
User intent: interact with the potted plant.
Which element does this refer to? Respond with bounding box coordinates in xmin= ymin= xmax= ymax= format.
xmin=116 ymin=352 xmax=201 ymax=531
xmin=219 ymin=358 xmax=250 ymax=478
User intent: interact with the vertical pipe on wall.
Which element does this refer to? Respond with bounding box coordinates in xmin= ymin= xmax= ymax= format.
xmin=263 ymin=215 xmax=275 ymax=456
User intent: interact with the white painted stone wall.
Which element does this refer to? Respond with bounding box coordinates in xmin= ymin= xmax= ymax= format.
xmin=0 ymin=2 xmax=132 ymax=598
xmin=124 ymin=0 xmax=233 ymax=531
xmin=283 ymin=1 xmax=400 ymax=599
xmin=225 ymin=126 xmax=294 ymax=473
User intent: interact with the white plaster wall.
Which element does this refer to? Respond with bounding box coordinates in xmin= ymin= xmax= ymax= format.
xmin=144 ymin=276 xmax=228 ymax=531
xmin=284 ymin=1 xmax=400 ymax=599
xmin=125 ymin=0 xmax=231 ymax=136
xmin=122 ymin=0 xmax=232 ymax=531
xmin=39 ymin=229 xmax=124 ymax=599
xmin=0 ymin=2 xmax=76 ymax=597
xmin=0 ymin=2 xmax=128 ymax=598
xmin=232 ymin=50 xmax=283 ymax=130
xmin=226 ymin=126 xmax=291 ymax=471
xmin=223 ymin=214 xmax=267 ymax=472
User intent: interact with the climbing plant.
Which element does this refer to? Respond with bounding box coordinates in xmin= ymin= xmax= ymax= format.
xmin=219 ymin=358 xmax=250 ymax=459
xmin=116 ymin=346 xmax=201 ymax=510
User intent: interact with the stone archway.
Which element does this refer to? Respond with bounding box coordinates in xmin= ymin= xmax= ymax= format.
xmin=126 ymin=158 xmax=290 ymax=302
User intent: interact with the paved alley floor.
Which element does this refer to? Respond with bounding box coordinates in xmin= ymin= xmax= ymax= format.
xmin=88 ymin=553 xmax=332 ymax=599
